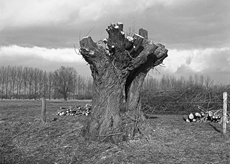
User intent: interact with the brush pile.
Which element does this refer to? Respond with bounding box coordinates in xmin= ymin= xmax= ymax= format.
xmin=56 ymin=103 xmax=92 ymax=116
xmin=141 ymin=84 xmax=230 ymax=115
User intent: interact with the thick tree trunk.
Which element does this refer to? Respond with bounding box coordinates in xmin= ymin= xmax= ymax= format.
xmin=88 ymin=83 xmax=123 ymax=142
xmin=83 ymin=63 xmax=127 ymax=142
xmin=125 ymin=42 xmax=167 ymax=139
xmin=79 ymin=22 xmax=168 ymax=143
xmin=125 ymin=71 xmax=146 ymax=139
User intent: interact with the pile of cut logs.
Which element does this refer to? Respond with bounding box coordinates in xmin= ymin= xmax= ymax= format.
xmin=57 ymin=104 xmax=92 ymax=116
xmin=184 ymin=109 xmax=229 ymax=124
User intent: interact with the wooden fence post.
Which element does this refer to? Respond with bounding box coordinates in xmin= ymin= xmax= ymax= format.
xmin=223 ymin=92 xmax=227 ymax=135
xmin=41 ymin=97 xmax=46 ymax=123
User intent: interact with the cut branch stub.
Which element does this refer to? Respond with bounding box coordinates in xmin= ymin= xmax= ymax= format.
xmin=106 ymin=23 xmax=125 ymax=49
xmin=117 ymin=22 xmax=124 ymax=31
xmin=80 ymin=36 xmax=97 ymax=49
xmin=79 ymin=36 xmax=110 ymax=78
xmin=79 ymin=36 xmax=97 ymax=62
xmin=129 ymin=34 xmax=144 ymax=56
xmin=153 ymin=43 xmax=168 ymax=66
xmin=106 ymin=23 xmax=133 ymax=70
xmin=155 ymin=43 xmax=167 ymax=58
xmin=130 ymin=43 xmax=157 ymax=69
xmin=139 ymin=28 xmax=148 ymax=40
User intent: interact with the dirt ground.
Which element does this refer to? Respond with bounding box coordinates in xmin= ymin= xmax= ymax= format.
xmin=0 ymin=100 xmax=230 ymax=164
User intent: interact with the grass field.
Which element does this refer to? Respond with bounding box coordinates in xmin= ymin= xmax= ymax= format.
xmin=0 ymin=100 xmax=230 ymax=164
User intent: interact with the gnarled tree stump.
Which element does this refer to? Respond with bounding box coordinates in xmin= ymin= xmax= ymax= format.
xmin=79 ymin=22 xmax=168 ymax=143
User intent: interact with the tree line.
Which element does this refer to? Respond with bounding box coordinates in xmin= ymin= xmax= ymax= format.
xmin=0 ymin=65 xmax=93 ymax=100
xmin=143 ymin=74 xmax=216 ymax=91
xmin=0 ymin=65 xmax=222 ymax=101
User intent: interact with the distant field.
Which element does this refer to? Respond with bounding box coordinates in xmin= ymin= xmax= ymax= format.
xmin=0 ymin=100 xmax=230 ymax=164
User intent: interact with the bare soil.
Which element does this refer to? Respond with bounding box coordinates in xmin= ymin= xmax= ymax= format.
xmin=0 ymin=100 xmax=230 ymax=164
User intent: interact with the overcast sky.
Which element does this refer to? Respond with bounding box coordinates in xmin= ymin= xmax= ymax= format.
xmin=0 ymin=0 xmax=230 ymax=84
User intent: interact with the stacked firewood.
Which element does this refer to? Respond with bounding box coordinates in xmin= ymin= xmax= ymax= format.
xmin=57 ymin=104 xmax=92 ymax=116
xmin=184 ymin=109 xmax=230 ymax=124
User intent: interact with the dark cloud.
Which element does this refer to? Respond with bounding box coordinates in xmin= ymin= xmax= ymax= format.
xmin=0 ymin=26 xmax=80 ymax=48
xmin=1 ymin=0 xmax=229 ymax=49
xmin=0 ymin=20 xmax=111 ymax=48
xmin=140 ymin=0 xmax=230 ymax=49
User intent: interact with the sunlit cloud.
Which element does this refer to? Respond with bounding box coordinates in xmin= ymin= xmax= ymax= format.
xmin=0 ymin=45 xmax=83 ymax=63
xmin=163 ymin=47 xmax=230 ymax=74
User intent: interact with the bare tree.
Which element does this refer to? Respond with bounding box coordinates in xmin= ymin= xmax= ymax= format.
xmin=28 ymin=68 xmax=34 ymax=98
xmin=79 ymin=23 xmax=168 ymax=143
xmin=4 ymin=66 xmax=10 ymax=98
xmin=53 ymin=66 xmax=77 ymax=101
xmin=33 ymin=68 xmax=40 ymax=99
xmin=204 ymin=76 xmax=213 ymax=88
xmin=0 ymin=65 xmax=93 ymax=100
xmin=0 ymin=66 xmax=5 ymax=99
xmin=40 ymin=71 xmax=48 ymax=98
xmin=8 ymin=66 xmax=17 ymax=98
xmin=22 ymin=67 xmax=29 ymax=98
xmin=16 ymin=66 xmax=23 ymax=98
xmin=47 ymin=72 xmax=53 ymax=100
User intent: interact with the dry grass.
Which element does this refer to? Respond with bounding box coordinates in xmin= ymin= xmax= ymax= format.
xmin=0 ymin=100 xmax=230 ymax=164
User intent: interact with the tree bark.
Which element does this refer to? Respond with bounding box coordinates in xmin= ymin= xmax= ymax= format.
xmin=79 ymin=23 xmax=168 ymax=143
xmin=125 ymin=37 xmax=168 ymax=139
xmin=86 ymin=74 xmax=124 ymax=142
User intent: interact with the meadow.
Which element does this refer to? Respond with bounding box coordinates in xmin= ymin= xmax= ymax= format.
xmin=0 ymin=99 xmax=230 ymax=164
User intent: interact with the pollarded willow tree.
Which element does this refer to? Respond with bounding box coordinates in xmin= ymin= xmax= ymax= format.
xmin=79 ymin=22 xmax=168 ymax=143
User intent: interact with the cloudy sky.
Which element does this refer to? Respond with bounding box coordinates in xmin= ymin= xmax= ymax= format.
xmin=0 ymin=0 xmax=230 ymax=84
